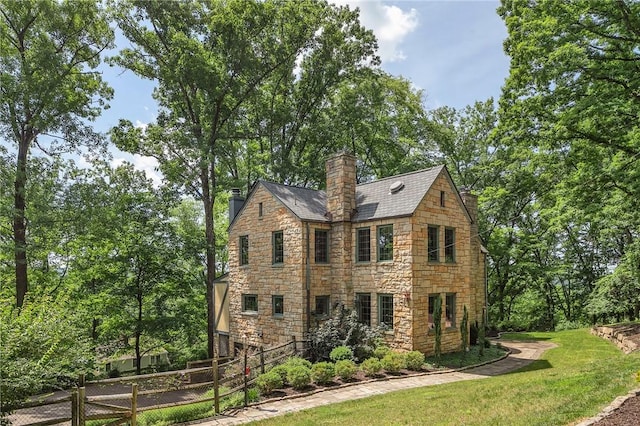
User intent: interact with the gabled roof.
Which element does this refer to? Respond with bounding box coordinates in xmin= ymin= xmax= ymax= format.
xmin=230 ymin=164 xmax=471 ymax=229
xmin=353 ymin=166 xmax=445 ymax=222
xmin=260 ymin=181 xmax=329 ymax=222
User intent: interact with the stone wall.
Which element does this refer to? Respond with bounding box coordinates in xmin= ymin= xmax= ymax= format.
xmin=228 ymin=184 xmax=306 ymax=349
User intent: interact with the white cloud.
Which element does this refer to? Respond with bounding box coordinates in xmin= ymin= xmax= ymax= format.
xmin=111 ymin=154 xmax=162 ymax=187
xmin=333 ymin=1 xmax=419 ymax=63
xmin=134 ymin=120 xmax=148 ymax=133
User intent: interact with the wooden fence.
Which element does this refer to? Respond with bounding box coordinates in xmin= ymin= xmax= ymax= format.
xmin=10 ymin=338 xmax=305 ymax=426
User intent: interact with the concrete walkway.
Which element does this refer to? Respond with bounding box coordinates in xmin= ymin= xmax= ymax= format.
xmin=196 ymin=340 xmax=557 ymax=425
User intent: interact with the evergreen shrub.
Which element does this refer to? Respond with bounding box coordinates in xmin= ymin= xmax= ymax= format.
xmin=361 ymin=357 xmax=382 ymax=377
xmin=334 ymin=359 xmax=358 ymax=380
xmin=287 ymin=365 xmax=312 ymax=390
xmin=329 ymin=345 xmax=353 ymax=361
xmin=311 ymin=362 xmax=335 ymax=384
xmin=405 ymin=351 xmax=425 ymax=371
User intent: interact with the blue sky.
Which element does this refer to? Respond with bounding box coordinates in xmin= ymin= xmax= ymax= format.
xmin=97 ymin=0 xmax=510 ymax=183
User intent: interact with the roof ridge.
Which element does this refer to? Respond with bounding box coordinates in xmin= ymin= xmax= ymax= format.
xmin=259 ymin=179 xmax=323 ymax=192
xmin=356 ymin=165 xmax=445 ymax=187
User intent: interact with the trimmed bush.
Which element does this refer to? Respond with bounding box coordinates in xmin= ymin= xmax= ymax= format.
xmin=373 ymin=344 xmax=391 ymax=360
xmin=330 ymin=345 xmax=353 ymax=361
xmin=284 ymin=356 xmax=312 ymax=369
xmin=405 ymin=351 xmax=425 ymax=371
xmin=255 ymin=371 xmax=283 ymax=394
xmin=311 ymin=362 xmax=335 ymax=384
xmin=269 ymin=364 xmax=289 ymax=384
xmin=287 ymin=365 xmax=312 ymax=390
xmin=381 ymin=352 xmax=406 ymax=373
xmin=334 ymin=359 xmax=358 ymax=380
xmin=361 ymin=357 xmax=382 ymax=377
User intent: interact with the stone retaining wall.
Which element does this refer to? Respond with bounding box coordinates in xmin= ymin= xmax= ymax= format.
xmin=591 ymin=325 xmax=640 ymax=354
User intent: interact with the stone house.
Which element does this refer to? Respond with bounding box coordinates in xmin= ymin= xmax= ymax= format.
xmin=226 ymin=152 xmax=486 ymax=355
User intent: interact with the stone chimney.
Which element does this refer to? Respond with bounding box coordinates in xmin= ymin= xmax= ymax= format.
xmin=325 ymin=152 xmax=357 ymax=222
xmin=459 ymin=188 xmax=478 ymax=225
xmin=229 ymin=188 xmax=245 ymax=223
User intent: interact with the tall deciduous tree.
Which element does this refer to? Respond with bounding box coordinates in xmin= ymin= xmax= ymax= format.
xmin=0 ymin=0 xmax=113 ymax=306
xmin=109 ymin=0 xmax=378 ymax=357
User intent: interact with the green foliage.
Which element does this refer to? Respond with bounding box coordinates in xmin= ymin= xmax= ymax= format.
xmin=287 ymin=365 xmax=312 ymax=390
xmin=334 ymin=360 xmax=358 ymax=381
xmin=221 ymin=388 xmax=260 ymax=411
xmin=360 ymin=357 xmax=383 ymax=377
xmin=256 ymin=371 xmax=283 ymax=395
xmin=311 ymin=362 xmax=335 ymax=385
xmin=373 ymin=344 xmax=391 ymax=360
xmin=308 ymin=307 xmax=384 ymax=362
xmin=0 ymin=0 xmax=114 ymax=307
xmin=0 ymin=295 xmax=93 ymax=416
xmin=433 ymin=294 xmax=442 ymax=359
xmin=460 ymin=306 xmax=469 ymax=361
xmin=554 ymin=320 xmax=589 ymax=331
xmin=380 ymin=352 xmax=406 ymax=373
xmin=470 ymin=321 xmax=479 ymax=346
xmin=329 ymin=346 xmax=353 ymax=362
xmin=283 ymin=357 xmax=312 ymax=370
xmin=405 ymin=351 xmax=425 ymax=371
xmin=269 ymin=364 xmax=290 ymax=384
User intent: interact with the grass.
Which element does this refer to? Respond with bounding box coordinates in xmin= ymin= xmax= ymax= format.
xmin=426 ymin=344 xmax=507 ymax=369
xmin=250 ymin=329 xmax=640 ymax=426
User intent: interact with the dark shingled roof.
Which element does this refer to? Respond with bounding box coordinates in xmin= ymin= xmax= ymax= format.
xmin=258 ymin=165 xmax=447 ymax=223
xmin=353 ymin=166 xmax=445 ymax=222
xmin=260 ymin=181 xmax=329 ymax=222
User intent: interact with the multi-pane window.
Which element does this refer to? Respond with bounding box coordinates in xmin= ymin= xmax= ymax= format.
xmin=239 ymin=235 xmax=249 ymax=265
xmin=378 ymin=294 xmax=394 ymax=329
xmin=356 ymin=227 xmax=371 ymax=262
xmin=315 ymin=229 xmax=329 ymax=263
xmin=445 ymin=293 xmax=456 ymax=328
xmin=428 ymin=225 xmax=439 ymax=262
xmin=355 ymin=293 xmax=371 ymax=326
xmin=315 ymin=295 xmax=330 ymax=317
xmin=445 ymin=228 xmax=455 ymax=263
xmin=272 ymin=295 xmax=284 ymax=317
xmin=242 ymin=294 xmax=258 ymax=313
xmin=428 ymin=293 xmax=439 ymax=328
xmin=272 ymin=231 xmax=284 ymax=264
xmin=377 ymin=224 xmax=393 ymax=261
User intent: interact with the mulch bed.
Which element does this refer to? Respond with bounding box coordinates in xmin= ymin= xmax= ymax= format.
xmin=591 ymin=393 xmax=640 ymax=426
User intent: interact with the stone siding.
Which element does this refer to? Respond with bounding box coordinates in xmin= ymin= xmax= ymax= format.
xmin=227 ymin=160 xmax=486 ymax=357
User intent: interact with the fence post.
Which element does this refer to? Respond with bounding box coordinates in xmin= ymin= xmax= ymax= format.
xmin=131 ymin=383 xmax=138 ymax=426
xmin=78 ymin=374 xmax=85 ymax=387
xmin=259 ymin=346 xmax=265 ymax=374
xmin=213 ymin=358 xmax=220 ymax=414
xmin=78 ymin=387 xmax=85 ymax=426
xmin=292 ymin=335 xmax=297 ymax=353
xmin=71 ymin=389 xmax=78 ymax=426
xmin=243 ymin=350 xmax=249 ymax=407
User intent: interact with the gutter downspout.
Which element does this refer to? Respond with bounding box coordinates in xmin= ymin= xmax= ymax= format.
xmin=305 ymin=222 xmax=311 ymax=335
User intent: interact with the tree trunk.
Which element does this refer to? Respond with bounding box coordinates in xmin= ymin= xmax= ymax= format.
xmin=201 ymin=166 xmax=216 ymax=359
xmin=14 ymin=136 xmax=30 ymax=307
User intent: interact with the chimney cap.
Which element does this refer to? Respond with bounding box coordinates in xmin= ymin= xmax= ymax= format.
xmin=231 ymin=188 xmax=241 ymax=197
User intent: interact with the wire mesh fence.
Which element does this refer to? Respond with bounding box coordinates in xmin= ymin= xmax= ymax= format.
xmin=8 ymin=338 xmax=306 ymax=426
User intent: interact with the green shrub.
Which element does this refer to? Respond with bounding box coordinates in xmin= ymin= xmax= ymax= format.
xmin=308 ymin=307 xmax=384 ymax=362
xmin=269 ymin=364 xmax=289 ymax=384
xmin=373 ymin=344 xmax=391 ymax=360
xmin=284 ymin=356 xmax=312 ymax=369
xmin=255 ymin=371 xmax=283 ymax=394
xmin=287 ymin=365 xmax=312 ymax=390
xmin=329 ymin=345 xmax=353 ymax=361
xmin=334 ymin=359 xmax=358 ymax=380
xmin=381 ymin=352 xmax=406 ymax=373
xmin=361 ymin=357 xmax=382 ymax=377
xmin=405 ymin=351 xmax=425 ymax=371
xmin=311 ymin=362 xmax=335 ymax=384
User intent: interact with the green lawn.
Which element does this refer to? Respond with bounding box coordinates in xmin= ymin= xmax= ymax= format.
xmin=249 ymin=329 xmax=640 ymax=426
